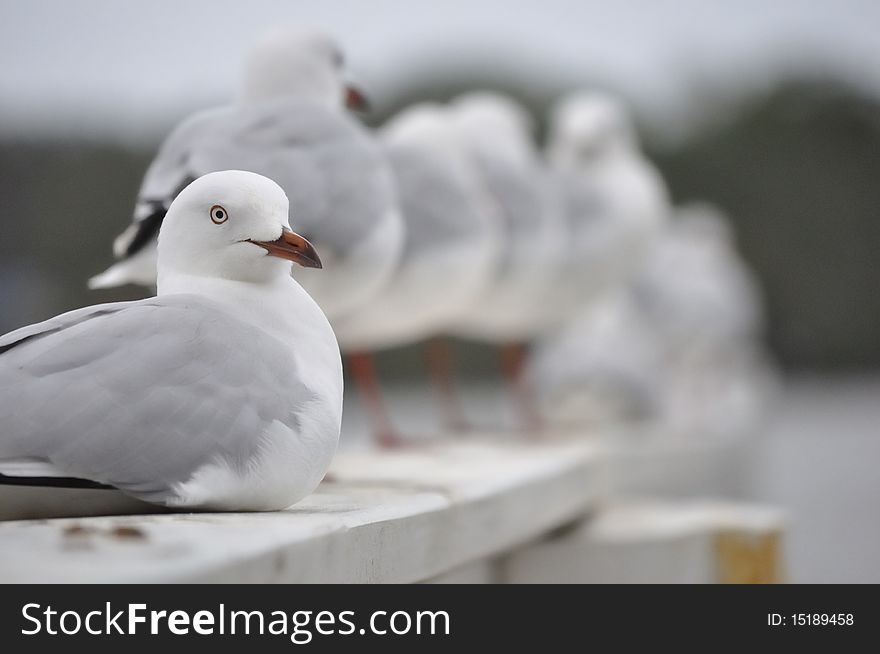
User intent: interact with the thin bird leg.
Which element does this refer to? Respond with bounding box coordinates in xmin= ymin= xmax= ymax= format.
xmin=347 ymin=352 xmax=401 ymax=448
xmin=499 ymin=342 xmax=542 ymax=434
xmin=423 ymin=337 xmax=470 ymax=433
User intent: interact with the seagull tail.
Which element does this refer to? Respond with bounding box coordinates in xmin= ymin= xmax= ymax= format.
xmin=87 ymin=253 xmax=157 ymax=290
xmin=87 ymin=263 xmax=133 ymax=290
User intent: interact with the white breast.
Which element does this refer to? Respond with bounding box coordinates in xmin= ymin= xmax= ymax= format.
xmin=169 ymin=413 xmax=337 ymax=511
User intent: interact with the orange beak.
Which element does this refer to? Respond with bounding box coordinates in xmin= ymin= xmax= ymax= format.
xmin=345 ymin=84 xmax=370 ymax=112
xmin=249 ymin=228 xmax=322 ymax=269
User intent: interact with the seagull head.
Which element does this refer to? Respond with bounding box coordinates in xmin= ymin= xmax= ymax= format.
xmin=380 ymin=103 xmax=467 ymax=164
xmin=157 ymin=170 xmax=321 ymax=286
xmin=547 ymin=92 xmax=637 ymax=169
xmin=239 ymin=26 xmax=369 ymax=111
xmin=449 ymin=92 xmax=536 ymax=163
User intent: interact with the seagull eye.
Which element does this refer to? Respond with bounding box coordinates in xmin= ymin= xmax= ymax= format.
xmin=210 ymin=205 xmax=228 ymax=224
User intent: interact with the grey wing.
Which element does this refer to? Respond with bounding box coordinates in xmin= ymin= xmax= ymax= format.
xmin=555 ymin=171 xmax=619 ymax=264
xmin=560 ymin=172 xmax=604 ymax=227
xmin=0 ymin=301 xmax=135 ymax=353
xmin=135 ymin=100 xmax=394 ymax=257
xmin=247 ymin=102 xmax=396 ymax=254
xmin=0 ymin=296 xmax=308 ymax=504
xmin=477 ymin=156 xmax=543 ymax=233
xmin=384 ymin=143 xmax=477 ymax=262
xmin=136 ymin=105 xmax=237 ymax=205
xmin=110 ymin=106 xmax=234 ymax=259
xmin=473 ymin=155 xmax=548 ymax=271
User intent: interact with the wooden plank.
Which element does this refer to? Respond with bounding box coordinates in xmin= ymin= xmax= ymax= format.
xmin=0 ymin=439 xmax=601 ymax=583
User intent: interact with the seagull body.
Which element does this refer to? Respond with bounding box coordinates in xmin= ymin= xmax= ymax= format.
xmin=526 ymin=291 xmax=663 ymax=430
xmin=633 ymin=204 xmax=774 ymax=438
xmin=2 ymin=171 xmax=343 ymax=511
xmin=90 ymin=27 xmax=402 ymax=324
xmin=333 ymin=103 xmax=501 ymax=351
xmin=547 ymin=92 xmax=669 ymax=310
xmin=632 ymin=203 xmax=764 ymax=357
xmin=448 ymin=93 xmax=569 ymax=341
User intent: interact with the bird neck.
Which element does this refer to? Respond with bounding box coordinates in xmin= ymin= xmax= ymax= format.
xmin=158 ymin=272 xmax=336 ymax=356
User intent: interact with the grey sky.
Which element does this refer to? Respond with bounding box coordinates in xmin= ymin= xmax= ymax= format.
xmin=1 ymin=0 xmax=878 ymax=141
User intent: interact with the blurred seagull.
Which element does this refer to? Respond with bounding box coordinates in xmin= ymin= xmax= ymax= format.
xmin=526 ymin=290 xmax=663 ymax=432
xmin=1 ymin=171 xmax=343 ymax=511
xmin=333 ymin=103 xmax=501 ymax=444
xmin=632 ymin=202 xmax=764 ymax=356
xmin=89 ymin=26 xmax=403 ymax=324
xmin=546 ymin=92 xmax=669 ymax=307
xmin=447 ymin=92 xmax=569 ymax=429
xmin=527 ymin=202 xmax=775 ymax=440
xmin=632 ymin=203 xmax=775 ymax=438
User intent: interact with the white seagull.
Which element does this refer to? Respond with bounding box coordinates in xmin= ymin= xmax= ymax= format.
xmin=333 ymin=103 xmax=501 ymax=442
xmin=631 ymin=203 xmax=775 ymax=439
xmin=89 ymin=26 xmax=403 ymax=324
xmin=525 ymin=290 xmax=664 ymax=431
xmin=446 ymin=92 xmax=569 ymax=427
xmin=1 ymin=171 xmax=343 ymax=511
xmin=632 ymin=202 xmax=765 ymax=357
xmin=527 ymin=202 xmax=775 ymax=440
xmin=546 ymin=91 xmax=669 ymax=308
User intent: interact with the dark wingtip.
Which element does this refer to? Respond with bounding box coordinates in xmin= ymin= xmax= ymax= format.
xmin=123 ymin=204 xmax=167 ymax=258
xmin=0 ymin=473 xmax=116 ymax=490
xmin=122 ymin=174 xmax=197 ymax=259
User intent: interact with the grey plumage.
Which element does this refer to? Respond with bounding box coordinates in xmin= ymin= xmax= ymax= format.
xmin=470 ymin=151 xmax=550 ymax=281
xmin=0 ymin=295 xmax=312 ymax=505
xmin=131 ymin=99 xmax=393 ymax=257
xmin=383 ymin=142 xmax=481 ymax=265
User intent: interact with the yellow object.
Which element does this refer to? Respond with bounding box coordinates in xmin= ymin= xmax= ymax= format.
xmin=715 ymin=531 xmax=784 ymax=583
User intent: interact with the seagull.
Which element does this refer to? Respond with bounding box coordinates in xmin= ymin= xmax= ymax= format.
xmin=89 ymin=26 xmax=403 ymax=325
xmin=546 ymin=91 xmax=669 ymax=309
xmin=526 ymin=202 xmax=774 ymax=439
xmin=632 ymin=202 xmax=764 ymax=356
xmin=333 ymin=103 xmax=501 ymax=443
xmin=446 ymin=92 xmax=569 ymax=428
xmin=632 ymin=203 xmax=775 ymax=439
xmin=1 ymin=171 xmax=343 ymax=512
xmin=525 ymin=290 xmax=664 ymax=431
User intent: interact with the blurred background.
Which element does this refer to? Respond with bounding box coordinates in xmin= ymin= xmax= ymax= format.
xmin=1 ymin=0 xmax=878 ymax=581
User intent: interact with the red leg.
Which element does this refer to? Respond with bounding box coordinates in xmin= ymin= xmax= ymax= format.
xmin=347 ymin=352 xmax=401 ymax=448
xmin=423 ymin=337 xmax=470 ymax=433
xmin=499 ymin=342 xmax=542 ymax=433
